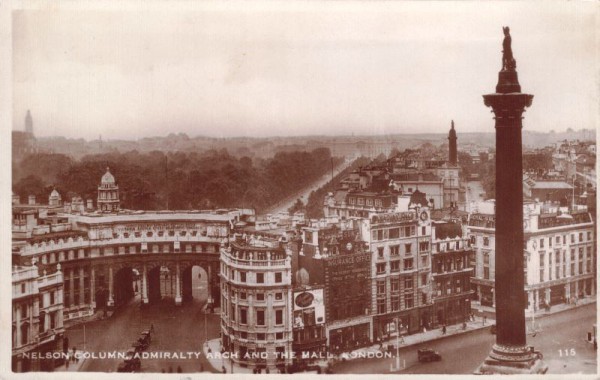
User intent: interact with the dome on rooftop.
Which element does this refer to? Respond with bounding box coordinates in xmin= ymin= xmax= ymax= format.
xmin=101 ymin=167 xmax=115 ymax=184
xmin=50 ymin=188 xmax=61 ymax=199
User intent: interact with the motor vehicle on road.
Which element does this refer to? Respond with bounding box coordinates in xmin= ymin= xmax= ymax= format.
xmin=417 ymin=348 xmax=442 ymax=363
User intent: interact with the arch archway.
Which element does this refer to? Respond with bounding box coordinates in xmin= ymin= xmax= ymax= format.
xmin=114 ymin=267 xmax=136 ymax=307
xmin=147 ymin=266 xmax=162 ymax=303
xmin=181 ymin=265 xmax=208 ymax=304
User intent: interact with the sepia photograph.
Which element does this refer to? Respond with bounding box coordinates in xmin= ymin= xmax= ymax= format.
xmin=2 ymin=0 xmax=598 ymax=378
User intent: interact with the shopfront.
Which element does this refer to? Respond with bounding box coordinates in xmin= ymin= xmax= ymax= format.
xmin=328 ymin=323 xmax=371 ymax=353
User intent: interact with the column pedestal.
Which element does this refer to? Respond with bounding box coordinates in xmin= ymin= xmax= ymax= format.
xmin=475 ymin=344 xmax=547 ymax=374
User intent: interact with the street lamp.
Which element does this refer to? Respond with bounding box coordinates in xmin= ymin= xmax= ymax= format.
xmin=392 ymin=318 xmax=401 ymax=371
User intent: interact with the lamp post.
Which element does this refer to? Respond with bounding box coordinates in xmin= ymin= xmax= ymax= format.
xmin=395 ymin=319 xmax=401 ymax=371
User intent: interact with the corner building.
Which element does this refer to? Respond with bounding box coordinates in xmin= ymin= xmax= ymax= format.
xmin=220 ymin=235 xmax=294 ymax=371
xmin=468 ymin=201 xmax=596 ymax=310
xmin=357 ymin=208 xmax=434 ymax=340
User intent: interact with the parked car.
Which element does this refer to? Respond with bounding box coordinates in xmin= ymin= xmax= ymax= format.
xmin=137 ymin=331 xmax=151 ymax=350
xmin=131 ymin=341 xmax=144 ymax=353
xmin=117 ymin=348 xmax=141 ymax=372
xmin=140 ymin=330 xmax=152 ymax=343
xmin=417 ymin=348 xmax=442 ymax=362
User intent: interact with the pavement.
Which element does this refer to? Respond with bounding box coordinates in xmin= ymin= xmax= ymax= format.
xmin=471 ymin=295 xmax=596 ymax=321
xmin=342 ymin=317 xmax=496 ymax=362
xmin=202 ymin=316 xmax=497 ymax=374
xmin=203 ymin=297 xmax=597 ymax=373
xmin=53 ymin=350 xmax=87 ymax=372
xmin=333 ymin=302 xmax=596 ymax=375
xmin=203 ymin=339 xmax=252 ymax=374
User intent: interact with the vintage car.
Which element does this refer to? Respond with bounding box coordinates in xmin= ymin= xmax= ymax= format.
xmin=140 ymin=330 xmax=152 ymax=343
xmin=131 ymin=340 xmax=145 ymax=353
xmin=417 ymin=348 xmax=442 ymax=362
xmin=137 ymin=330 xmax=152 ymax=350
xmin=117 ymin=348 xmax=141 ymax=372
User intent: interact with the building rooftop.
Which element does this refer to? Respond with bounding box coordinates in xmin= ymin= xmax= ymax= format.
xmin=531 ymin=181 xmax=573 ymax=190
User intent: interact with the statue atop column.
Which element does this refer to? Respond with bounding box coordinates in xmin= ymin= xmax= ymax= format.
xmin=502 ymin=26 xmax=516 ymax=71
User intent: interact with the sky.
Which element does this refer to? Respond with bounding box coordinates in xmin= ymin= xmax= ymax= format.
xmin=11 ymin=1 xmax=599 ymax=140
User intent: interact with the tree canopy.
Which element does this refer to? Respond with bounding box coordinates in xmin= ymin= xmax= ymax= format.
xmin=13 ymin=148 xmax=340 ymax=213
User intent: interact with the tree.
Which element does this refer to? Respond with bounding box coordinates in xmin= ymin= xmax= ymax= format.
xmin=288 ymin=198 xmax=304 ymax=214
xmin=13 ymin=175 xmax=47 ymax=203
xmin=480 ymin=162 xmax=496 ymax=199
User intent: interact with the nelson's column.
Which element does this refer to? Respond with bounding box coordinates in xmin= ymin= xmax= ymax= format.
xmin=475 ymin=27 xmax=547 ymax=375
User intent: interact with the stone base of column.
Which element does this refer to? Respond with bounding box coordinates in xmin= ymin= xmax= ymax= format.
xmin=175 ymin=296 xmax=182 ymax=306
xmin=142 ymin=297 xmax=149 ymax=304
xmin=475 ymin=344 xmax=548 ymax=375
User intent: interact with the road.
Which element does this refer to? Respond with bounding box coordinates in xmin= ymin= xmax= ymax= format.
xmin=265 ymin=158 xmax=354 ymax=214
xmin=64 ymin=290 xmax=221 ymax=373
xmin=332 ymin=304 xmax=596 ymax=375
xmin=466 ymin=180 xmax=485 ymax=211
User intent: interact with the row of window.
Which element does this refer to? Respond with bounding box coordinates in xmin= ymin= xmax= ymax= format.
xmin=227 ymin=306 xmax=285 ymax=326
xmin=433 ymin=256 xmax=468 ymax=273
xmin=232 ymin=331 xmax=286 ymax=341
xmin=434 ymin=277 xmax=469 ymax=295
xmin=226 ymin=290 xmax=285 ymax=302
xmin=37 ymin=242 xmax=217 ymax=264
xmin=348 ymin=197 xmax=384 ymax=207
xmin=377 ymin=277 xmax=415 ymax=294
xmin=376 ymin=293 xmax=417 ymax=314
xmin=371 ymin=226 xmax=419 ymax=241
xmin=473 ymin=230 xmax=594 ymax=250
xmin=223 ymin=268 xmax=284 ymax=284
xmin=537 ymin=231 xmax=592 ymax=248
xmin=538 ymin=248 xmax=593 ymax=281
xmin=376 ymin=258 xmax=414 ymax=274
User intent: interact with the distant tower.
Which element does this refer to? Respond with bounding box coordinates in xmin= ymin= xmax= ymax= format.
xmin=97 ymin=167 xmax=120 ymax=212
xmin=448 ymin=120 xmax=457 ymax=165
xmin=48 ymin=187 xmax=62 ymax=207
xmin=25 ymin=110 xmax=33 ymax=135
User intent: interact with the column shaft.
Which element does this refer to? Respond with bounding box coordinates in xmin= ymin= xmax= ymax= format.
xmin=91 ymin=267 xmax=96 ymax=308
xmin=175 ymin=263 xmax=182 ymax=305
xmin=494 ymin=124 xmax=526 ymax=347
xmin=69 ymin=269 xmax=75 ymax=308
xmin=142 ymin=265 xmax=148 ymax=304
xmin=108 ymin=266 xmax=114 ymax=307
xmin=79 ymin=267 xmax=85 ymax=305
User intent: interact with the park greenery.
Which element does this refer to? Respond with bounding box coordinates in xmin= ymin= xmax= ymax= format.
xmin=13 ymin=148 xmax=342 ymax=213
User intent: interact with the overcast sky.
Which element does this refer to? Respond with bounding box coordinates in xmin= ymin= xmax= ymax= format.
xmin=11 ymin=1 xmax=598 ymax=140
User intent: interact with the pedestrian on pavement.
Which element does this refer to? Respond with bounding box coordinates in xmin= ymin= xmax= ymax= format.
xmin=161 ymin=369 xmax=165 ymax=373
xmin=150 ymin=323 xmax=155 ymax=334
xmin=72 ymin=347 xmax=77 ymax=362
xmin=483 ymin=315 xmax=487 ymax=325
xmin=463 ymin=321 xmax=467 ymax=330
xmin=442 ymin=325 xmax=447 ymax=335
xmin=65 ymin=356 xmax=69 ymax=369
xmin=177 ymin=365 xmax=182 ymax=373
xmin=222 ymin=366 xmax=227 ymax=373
